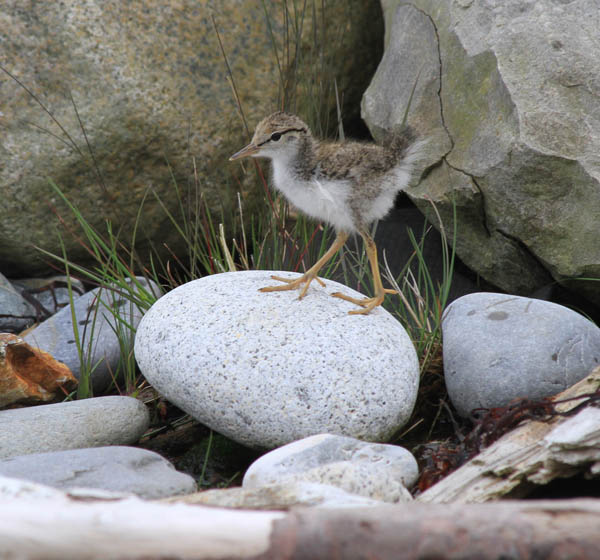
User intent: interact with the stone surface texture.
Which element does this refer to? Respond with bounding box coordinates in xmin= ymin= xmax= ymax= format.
xmin=0 ymin=333 xmax=77 ymax=408
xmin=0 ymin=396 xmax=149 ymax=459
xmin=0 ymin=0 xmax=382 ymax=275
xmin=243 ymin=434 xmax=417 ymax=503
xmin=24 ymin=278 xmax=158 ymax=391
xmin=362 ymin=0 xmax=600 ymax=304
xmin=135 ymin=271 xmax=420 ymax=449
xmin=0 ymin=446 xmax=196 ymax=499
xmin=443 ymin=293 xmax=600 ymax=417
xmin=0 ymin=272 xmax=36 ymax=333
xmin=171 ymin=481 xmax=384 ymax=510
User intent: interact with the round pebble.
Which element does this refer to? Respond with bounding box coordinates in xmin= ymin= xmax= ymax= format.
xmin=443 ymin=292 xmax=600 ymax=416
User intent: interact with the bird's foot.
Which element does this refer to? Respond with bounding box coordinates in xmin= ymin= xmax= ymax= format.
xmin=259 ymin=273 xmax=326 ymax=299
xmin=331 ymin=289 xmax=397 ymax=315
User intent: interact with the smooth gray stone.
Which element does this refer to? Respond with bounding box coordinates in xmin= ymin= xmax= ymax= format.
xmin=0 ymin=272 xmax=36 ymax=332
xmin=0 ymin=396 xmax=149 ymax=459
xmin=443 ymin=293 xmax=600 ymax=417
xmin=243 ymin=434 xmax=417 ymax=503
xmin=135 ymin=270 xmax=420 ymax=449
xmin=24 ymin=278 xmax=159 ymax=391
xmin=0 ymin=446 xmax=196 ymax=499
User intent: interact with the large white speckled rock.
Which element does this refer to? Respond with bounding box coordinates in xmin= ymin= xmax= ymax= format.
xmin=134 ymin=271 xmax=420 ymax=449
xmin=443 ymin=292 xmax=600 ymax=417
xmin=243 ymin=434 xmax=418 ymax=503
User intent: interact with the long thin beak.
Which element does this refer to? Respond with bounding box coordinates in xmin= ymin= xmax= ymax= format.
xmin=229 ymin=143 xmax=259 ymax=161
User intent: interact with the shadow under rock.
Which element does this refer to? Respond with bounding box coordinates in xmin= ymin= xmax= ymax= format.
xmin=139 ymin=420 xmax=261 ymax=489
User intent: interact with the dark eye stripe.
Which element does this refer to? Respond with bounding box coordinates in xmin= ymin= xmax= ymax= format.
xmin=257 ymin=127 xmax=307 ymax=146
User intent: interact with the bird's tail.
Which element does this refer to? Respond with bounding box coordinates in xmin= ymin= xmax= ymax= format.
xmin=376 ymin=124 xmax=428 ymax=162
xmin=384 ymin=126 xmax=429 ymax=192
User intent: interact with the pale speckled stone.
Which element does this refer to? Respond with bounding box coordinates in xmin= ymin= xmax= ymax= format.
xmin=172 ymin=481 xmax=384 ymax=510
xmin=0 ymin=396 xmax=149 ymax=459
xmin=135 ymin=271 xmax=420 ymax=449
xmin=443 ymin=293 xmax=600 ymax=417
xmin=243 ymin=434 xmax=417 ymax=503
xmin=0 ymin=446 xmax=196 ymax=499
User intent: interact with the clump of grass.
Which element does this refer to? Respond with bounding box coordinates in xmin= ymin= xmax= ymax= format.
xmin=37 ymin=179 xmax=161 ymax=398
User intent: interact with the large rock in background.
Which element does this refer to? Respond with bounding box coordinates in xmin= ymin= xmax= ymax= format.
xmin=363 ymin=0 xmax=600 ymax=304
xmin=0 ymin=1 xmax=382 ymax=275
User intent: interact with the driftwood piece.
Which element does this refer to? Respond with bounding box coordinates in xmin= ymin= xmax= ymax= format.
xmin=418 ymin=367 xmax=600 ymax=504
xmin=1 ymin=476 xmax=600 ymax=560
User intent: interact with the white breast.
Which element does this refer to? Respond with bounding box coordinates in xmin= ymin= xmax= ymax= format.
xmin=271 ymin=161 xmax=356 ymax=232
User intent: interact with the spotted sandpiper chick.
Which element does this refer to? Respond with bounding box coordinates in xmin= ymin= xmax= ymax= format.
xmin=230 ymin=111 xmax=425 ymax=315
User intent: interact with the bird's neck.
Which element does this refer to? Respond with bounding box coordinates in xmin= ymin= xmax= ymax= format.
xmin=271 ymin=135 xmax=317 ymax=182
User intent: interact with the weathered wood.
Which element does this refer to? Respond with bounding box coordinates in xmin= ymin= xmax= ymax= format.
xmin=0 ymin=476 xmax=283 ymax=560
xmin=1 ymin=477 xmax=600 ymax=560
xmin=418 ymin=367 xmax=600 ymax=504
xmin=270 ymin=499 xmax=600 ymax=560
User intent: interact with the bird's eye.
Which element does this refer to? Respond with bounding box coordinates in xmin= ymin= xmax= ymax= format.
xmin=270 ymin=132 xmax=282 ymax=142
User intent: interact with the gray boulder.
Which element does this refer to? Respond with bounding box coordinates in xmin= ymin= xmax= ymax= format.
xmin=135 ymin=271 xmax=420 ymax=449
xmin=0 ymin=446 xmax=196 ymax=499
xmin=443 ymin=292 xmax=600 ymax=417
xmin=1 ymin=0 xmax=382 ymax=275
xmin=363 ymin=0 xmax=600 ymax=304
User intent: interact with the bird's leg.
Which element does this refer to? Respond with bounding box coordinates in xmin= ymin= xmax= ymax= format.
xmin=259 ymin=231 xmax=349 ymax=299
xmin=331 ymin=230 xmax=396 ymax=315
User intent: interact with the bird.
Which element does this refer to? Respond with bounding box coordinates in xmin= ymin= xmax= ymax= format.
xmin=229 ymin=111 xmax=425 ymax=315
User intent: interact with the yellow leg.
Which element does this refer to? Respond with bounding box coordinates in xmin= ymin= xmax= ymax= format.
xmin=331 ymin=231 xmax=396 ymax=315
xmin=259 ymin=231 xmax=349 ymax=299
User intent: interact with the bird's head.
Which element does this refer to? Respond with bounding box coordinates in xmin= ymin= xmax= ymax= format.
xmin=229 ymin=112 xmax=311 ymax=163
